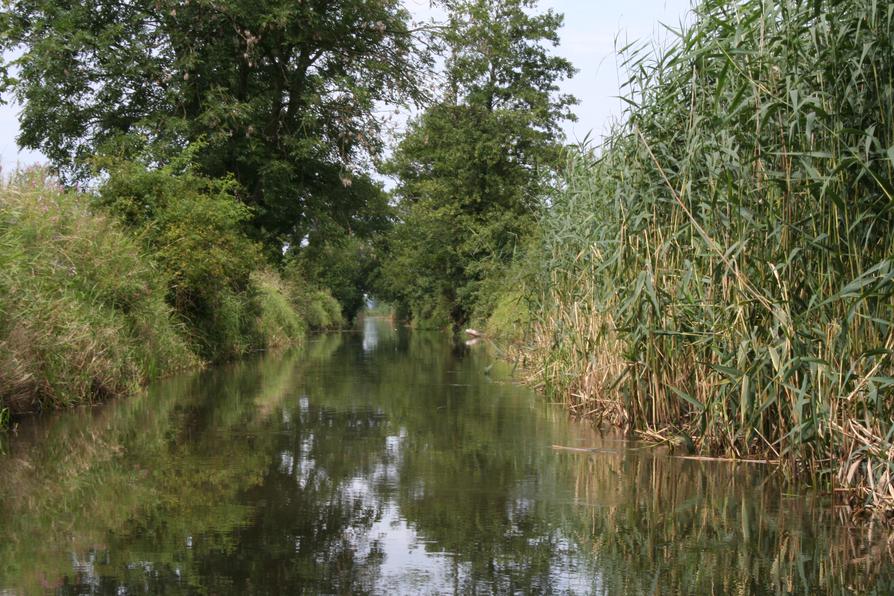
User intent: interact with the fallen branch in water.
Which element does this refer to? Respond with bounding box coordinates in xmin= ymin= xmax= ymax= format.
xmin=671 ymin=455 xmax=778 ymax=465
xmin=551 ymin=444 xmax=777 ymax=464
xmin=551 ymin=444 xmax=623 ymax=454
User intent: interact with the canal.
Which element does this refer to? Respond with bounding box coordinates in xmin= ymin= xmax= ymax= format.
xmin=0 ymin=318 xmax=891 ymax=594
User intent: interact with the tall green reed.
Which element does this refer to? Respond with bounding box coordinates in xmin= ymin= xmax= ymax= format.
xmin=527 ymin=0 xmax=894 ymax=510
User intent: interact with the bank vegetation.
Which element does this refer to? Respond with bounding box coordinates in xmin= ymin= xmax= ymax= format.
xmin=497 ymin=0 xmax=894 ymax=515
xmin=0 ymin=0 xmax=426 ymax=422
xmin=0 ymin=164 xmax=344 ymax=420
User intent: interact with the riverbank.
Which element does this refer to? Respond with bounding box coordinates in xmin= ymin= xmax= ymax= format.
xmin=485 ymin=0 xmax=894 ymax=517
xmin=0 ymin=168 xmax=343 ymax=423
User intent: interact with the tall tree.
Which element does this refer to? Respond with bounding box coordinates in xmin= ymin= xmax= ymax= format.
xmin=379 ymin=0 xmax=576 ymax=327
xmin=0 ymin=0 xmax=434 ymax=251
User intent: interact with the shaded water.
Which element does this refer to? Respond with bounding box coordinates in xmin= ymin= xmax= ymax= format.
xmin=0 ymin=319 xmax=891 ymax=594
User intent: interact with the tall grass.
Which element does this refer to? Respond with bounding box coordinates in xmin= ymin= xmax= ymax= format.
xmin=524 ymin=0 xmax=894 ymax=511
xmin=281 ymin=262 xmax=346 ymax=331
xmin=250 ymin=269 xmax=307 ymax=348
xmin=0 ymin=170 xmax=197 ymax=415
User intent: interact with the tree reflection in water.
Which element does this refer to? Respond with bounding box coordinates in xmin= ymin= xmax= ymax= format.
xmin=0 ymin=319 xmax=891 ymax=594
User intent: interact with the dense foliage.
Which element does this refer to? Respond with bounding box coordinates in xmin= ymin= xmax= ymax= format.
xmin=0 ymin=162 xmax=354 ymax=416
xmin=0 ymin=165 xmax=345 ymax=416
xmin=377 ymin=0 xmax=576 ymax=328
xmin=0 ymin=0 xmax=433 ymax=416
xmin=98 ymin=154 xmax=265 ymax=359
xmin=0 ymin=171 xmax=196 ymax=415
xmin=0 ymin=0 xmax=433 ymax=253
xmin=518 ymin=0 xmax=894 ymax=510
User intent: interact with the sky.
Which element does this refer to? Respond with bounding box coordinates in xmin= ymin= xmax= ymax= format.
xmin=0 ymin=0 xmax=693 ymax=172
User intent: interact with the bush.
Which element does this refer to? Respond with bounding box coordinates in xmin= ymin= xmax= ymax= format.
xmin=281 ymin=260 xmax=345 ymax=331
xmin=299 ymin=289 xmax=346 ymax=330
xmin=97 ymin=156 xmax=265 ymax=360
xmin=485 ymin=288 xmax=531 ymax=342
xmin=318 ymin=290 xmax=345 ymax=329
xmin=293 ymin=235 xmax=378 ymax=321
xmin=411 ymin=294 xmax=452 ymax=331
xmin=0 ymin=169 xmax=196 ymax=416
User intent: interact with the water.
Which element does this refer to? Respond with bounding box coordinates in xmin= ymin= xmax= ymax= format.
xmin=0 ymin=319 xmax=891 ymax=594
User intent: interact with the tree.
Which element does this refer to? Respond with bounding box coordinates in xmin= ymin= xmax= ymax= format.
xmin=288 ymin=181 xmax=391 ymax=321
xmin=379 ymin=0 xmax=576 ymax=327
xmin=0 ymin=0 xmax=434 ymax=252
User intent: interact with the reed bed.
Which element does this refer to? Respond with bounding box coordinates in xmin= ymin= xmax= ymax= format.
xmin=523 ymin=0 xmax=894 ymax=512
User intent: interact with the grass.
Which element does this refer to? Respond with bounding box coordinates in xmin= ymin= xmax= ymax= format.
xmin=282 ymin=264 xmax=346 ymax=331
xmin=518 ymin=0 xmax=894 ymax=513
xmin=0 ymin=169 xmax=197 ymax=416
xmin=484 ymin=287 xmax=531 ymax=342
xmin=251 ymin=269 xmax=306 ymax=348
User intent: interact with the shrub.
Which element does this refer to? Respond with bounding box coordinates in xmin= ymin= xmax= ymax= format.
xmin=485 ymin=288 xmax=531 ymax=342
xmin=281 ymin=260 xmax=345 ymax=331
xmin=411 ymin=294 xmax=452 ymax=331
xmin=97 ymin=156 xmax=264 ymax=360
xmin=318 ymin=290 xmax=345 ymax=329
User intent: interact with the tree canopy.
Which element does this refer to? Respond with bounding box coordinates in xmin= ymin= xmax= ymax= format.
xmin=0 ymin=0 xmax=434 ymax=251
xmin=0 ymin=0 xmax=577 ymax=324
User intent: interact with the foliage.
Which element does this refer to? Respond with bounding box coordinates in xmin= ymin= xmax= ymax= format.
xmin=250 ymin=269 xmax=306 ymax=349
xmin=377 ymin=202 xmax=462 ymax=329
xmin=0 ymin=161 xmax=315 ymax=419
xmin=0 ymin=0 xmax=434 ymax=254
xmin=379 ymin=0 xmax=576 ymax=328
xmin=0 ymin=169 xmax=196 ymax=415
xmin=485 ymin=288 xmax=530 ymax=342
xmin=320 ymin=290 xmax=344 ymax=328
xmin=364 ymin=299 xmax=395 ymax=318
xmin=291 ymin=231 xmax=383 ymax=321
xmin=281 ymin=260 xmax=345 ymax=330
xmin=477 ymin=226 xmax=541 ymax=336
xmin=522 ymin=0 xmax=894 ymax=511
xmin=97 ymin=155 xmax=268 ymax=359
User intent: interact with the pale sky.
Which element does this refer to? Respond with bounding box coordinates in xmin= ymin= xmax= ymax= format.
xmin=0 ymin=0 xmax=693 ymax=172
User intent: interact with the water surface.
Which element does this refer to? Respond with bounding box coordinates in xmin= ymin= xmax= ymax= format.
xmin=0 ymin=319 xmax=891 ymax=594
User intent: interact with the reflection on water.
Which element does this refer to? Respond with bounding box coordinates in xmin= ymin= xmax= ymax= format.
xmin=0 ymin=318 xmax=892 ymax=594
xmin=362 ymin=315 xmax=381 ymax=352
